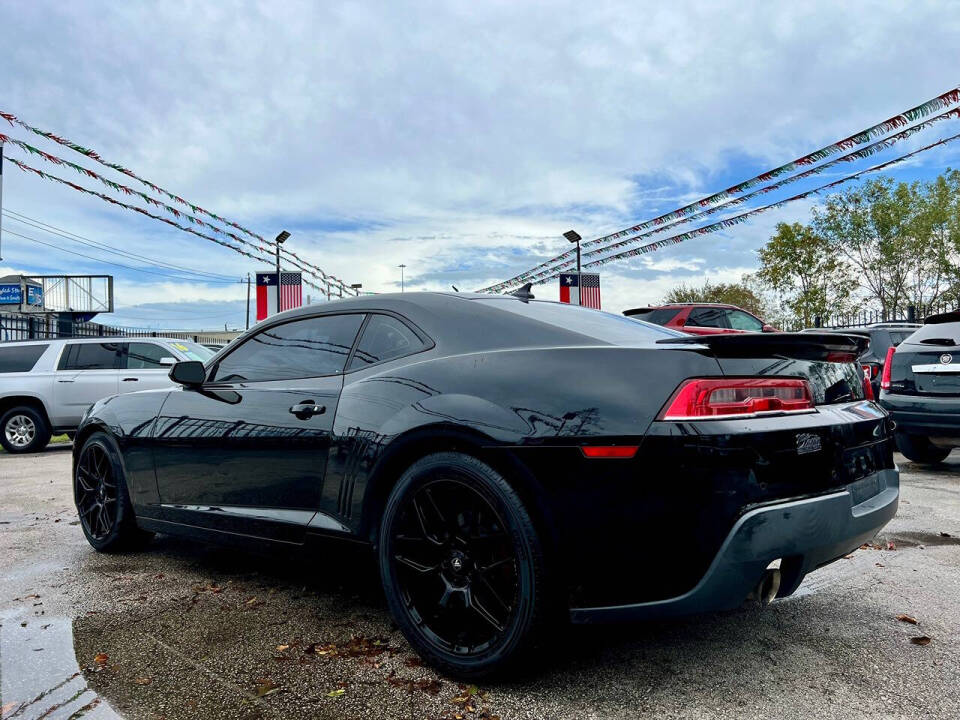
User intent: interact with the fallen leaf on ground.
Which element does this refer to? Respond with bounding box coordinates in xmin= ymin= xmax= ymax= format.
xmin=134 ymin=677 xmax=152 ymax=686
xmin=327 ymin=688 xmax=346 ymax=698
xmin=911 ymin=636 xmax=932 ymax=646
xmin=276 ymin=644 xmax=289 ymax=652
xmin=93 ymin=653 xmax=109 ymax=667
xmin=896 ymin=614 xmax=918 ymax=624
xmin=940 ymin=532 xmax=952 ymax=538
xmin=255 ymin=679 xmax=279 ymax=697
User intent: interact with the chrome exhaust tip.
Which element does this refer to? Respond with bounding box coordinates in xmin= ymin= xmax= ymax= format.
xmin=747 ymin=566 xmax=782 ymax=607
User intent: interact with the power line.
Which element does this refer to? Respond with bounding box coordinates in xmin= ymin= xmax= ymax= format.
xmin=1 ymin=227 xmax=244 ymax=284
xmin=3 ymin=209 xmax=241 ymax=282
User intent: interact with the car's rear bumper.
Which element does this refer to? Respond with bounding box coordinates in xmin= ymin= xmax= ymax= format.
xmin=569 ymin=467 xmax=898 ymax=624
xmin=880 ymin=392 xmax=960 ymax=437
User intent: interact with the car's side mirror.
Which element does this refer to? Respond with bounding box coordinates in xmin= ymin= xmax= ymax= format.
xmin=762 ymin=324 xmax=776 ymax=333
xmin=169 ymin=360 xmax=206 ymax=387
xmin=160 ymin=356 xmax=177 ymax=366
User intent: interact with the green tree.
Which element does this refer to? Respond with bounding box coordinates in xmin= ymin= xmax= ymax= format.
xmin=662 ymin=279 xmax=768 ymax=318
xmin=756 ymin=222 xmax=854 ymax=327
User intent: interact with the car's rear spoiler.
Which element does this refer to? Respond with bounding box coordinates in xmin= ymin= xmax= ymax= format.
xmin=656 ymin=332 xmax=868 ymax=359
xmin=924 ymin=309 xmax=960 ymax=325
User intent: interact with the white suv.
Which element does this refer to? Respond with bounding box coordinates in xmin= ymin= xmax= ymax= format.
xmin=0 ymin=337 xmax=215 ymax=453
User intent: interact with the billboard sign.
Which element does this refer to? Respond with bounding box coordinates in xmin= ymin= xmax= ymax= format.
xmin=0 ymin=284 xmax=21 ymax=304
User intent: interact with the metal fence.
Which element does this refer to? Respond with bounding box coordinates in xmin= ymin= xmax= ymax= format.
xmin=779 ymin=302 xmax=955 ymax=332
xmin=0 ymin=311 xmax=229 ymax=345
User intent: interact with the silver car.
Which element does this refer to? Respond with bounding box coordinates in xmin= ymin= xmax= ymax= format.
xmin=0 ymin=337 xmax=215 ymax=453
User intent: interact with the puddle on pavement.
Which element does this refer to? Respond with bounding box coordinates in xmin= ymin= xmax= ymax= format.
xmin=1 ymin=614 xmax=121 ymax=720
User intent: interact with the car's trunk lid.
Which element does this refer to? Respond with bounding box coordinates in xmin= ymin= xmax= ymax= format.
xmin=657 ymin=332 xmax=870 ymax=405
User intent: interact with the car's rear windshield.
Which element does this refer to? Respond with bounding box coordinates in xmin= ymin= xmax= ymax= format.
xmin=627 ymin=308 xmax=678 ymax=326
xmin=902 ymin=323 xmax=960 ymax=347
xmin=0 ymin=343 xmax=48 ymax=373
xmin=477 ymin=299 xmax=686 ymax=344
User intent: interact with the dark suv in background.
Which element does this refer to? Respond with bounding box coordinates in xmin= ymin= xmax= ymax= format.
xmin=880 ymin=312 xmax=960 ymax=463
xmin=815 ymin=323 xmax=921 ymax=399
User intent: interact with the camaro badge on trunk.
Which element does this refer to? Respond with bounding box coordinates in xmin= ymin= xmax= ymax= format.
xmin=796 ymin=433 xmax=822 ymax=455
xmin=940 ymin=353 xmax=953 ymax=365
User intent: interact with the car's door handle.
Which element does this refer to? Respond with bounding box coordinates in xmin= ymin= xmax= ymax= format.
xmin=289 ymin=401 xmax=326 ymax=419
xmin=57 ymin=378 xmax=75 ymax=383
xmin=122 ymin=377 xmax=139 ymax=382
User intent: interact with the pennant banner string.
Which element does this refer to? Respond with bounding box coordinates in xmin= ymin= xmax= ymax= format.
xmin=2 ymin=155 xmax=331 ymax=293
xmin=531 ymin=130 xmax=960 ymax=284
xmin=516 ymin=107 xmax=960 ymax=285
xmin=480 ymin=84 xmax=960 ymax=292
xmin=0 ymin=114 xmax=357 ymax=295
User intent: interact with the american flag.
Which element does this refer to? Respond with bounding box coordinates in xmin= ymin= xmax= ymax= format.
xmin=559 ymin=272 xmax=601 ymax=309
xmin=256 ymin=271 xmax=303 ymax=320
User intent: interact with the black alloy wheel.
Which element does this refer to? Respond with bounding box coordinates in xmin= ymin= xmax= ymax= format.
xmin=74 ymin=433 xmax=152 ymax=552
xmin=379 ymin=452 xmax=548 ymax=679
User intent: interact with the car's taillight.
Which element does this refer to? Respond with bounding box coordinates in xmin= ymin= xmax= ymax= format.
xmin=880 ymin=346 xmax=896 ymax=391
xmin=659 ymin=378 xmax=814 ymax=420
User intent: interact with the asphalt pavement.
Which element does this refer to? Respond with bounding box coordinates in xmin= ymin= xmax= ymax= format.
xmin=1 ymin=445 xmax=958 ymax=719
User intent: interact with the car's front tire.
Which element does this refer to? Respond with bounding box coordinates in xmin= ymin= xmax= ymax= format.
xmin=378 ymin=452 xmax=549 ymax=679
xmin=895 ymin=433 xmax=952 ymax=464
xmin=0 ymin=405 xmax=51 ymax=454
xmin=74 ymin=432 xmax=153 ymax=552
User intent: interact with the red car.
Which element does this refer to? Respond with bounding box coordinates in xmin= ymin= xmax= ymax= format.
xmin=623 ymin=303 xmax=777 ymax=335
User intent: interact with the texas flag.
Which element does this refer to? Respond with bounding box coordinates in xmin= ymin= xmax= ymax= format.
xmin=559 ymin=272 xmax=601 ymax=309
xmin=256 ymin=272 xmax=303 ymax=320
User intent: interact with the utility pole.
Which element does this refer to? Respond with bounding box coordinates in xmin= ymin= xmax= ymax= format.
xmin=245 ymin=272 xmax=251 ymax=329
xmin=398 ymin=264 xmax=406 ymax=292
xmin=0 ymin=141 xmax=5 ymax=261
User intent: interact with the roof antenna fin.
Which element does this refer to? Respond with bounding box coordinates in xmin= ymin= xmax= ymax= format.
xmin=510 ymin=283 xmax=535 ymax=301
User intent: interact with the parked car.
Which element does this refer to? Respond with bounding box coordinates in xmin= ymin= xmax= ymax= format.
xmin=0 ymin=337 xmax=214 ymax=453
xmin=624 ymin=302 xmax=777 ymax=335
xmin=810 ymin=323 xmax=921 ymax=399
xmin=880 ymin=311 xmax=960 ymax=463
xmin=72 ymin=293 xmax=897 ymax=678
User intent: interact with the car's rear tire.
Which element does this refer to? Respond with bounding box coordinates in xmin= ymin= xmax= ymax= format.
xmin=74 ymin=432 xmax=153 ymax=552
xmin=0 ymin=405 xmax=51 ymax=454
xmin=378 ymin=452 xmax=549 ymax=679
xmin=895 ymin=433 xmax=952 ymax=464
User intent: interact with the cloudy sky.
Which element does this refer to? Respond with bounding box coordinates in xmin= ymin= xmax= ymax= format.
xmin=2 ymin=1 xmax=960 ymax=329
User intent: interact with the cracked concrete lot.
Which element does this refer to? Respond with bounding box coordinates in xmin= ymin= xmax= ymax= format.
xmin=1 ymin=444 xmax=958 ymax=719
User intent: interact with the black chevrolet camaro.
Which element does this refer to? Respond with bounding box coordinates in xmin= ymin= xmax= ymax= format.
xmin=73 ymin=293 xmax=899 ymax=677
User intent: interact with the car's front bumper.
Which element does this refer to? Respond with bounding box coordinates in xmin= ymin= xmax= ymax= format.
xmin=880 ymin=392 xmax=960 ymax=437
xmin=569 ymin=467 xmax=899 ymax=623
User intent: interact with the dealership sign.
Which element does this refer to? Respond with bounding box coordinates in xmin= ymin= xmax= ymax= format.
xmin=0 ymin=283 xmax=43 ymax=306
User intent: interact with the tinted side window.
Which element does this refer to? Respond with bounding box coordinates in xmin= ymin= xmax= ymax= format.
xmin=0 ymin=344 xmax=48 ymax=373
xmin=726 ymin=310 xmax=763 ymax=332
xmin=126 ymin=342 xmax=173 ymax=369
xmin=59 ymin=342 xmax=122 ymax=370
xmin=348 ymin=315 xmax=425 ymax=370
xmin=214 ymin=314 xmax=364 ymax=382
xmin=687 ymin=308 xmax=727 ymax=328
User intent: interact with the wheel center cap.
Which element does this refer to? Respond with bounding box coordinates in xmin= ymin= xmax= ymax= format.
xmin=447 ymin=549 xmax=469 ymax=576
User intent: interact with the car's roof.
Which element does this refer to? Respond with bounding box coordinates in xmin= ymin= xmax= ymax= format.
xmin=625 ymin=302 xmax=742 ymax=313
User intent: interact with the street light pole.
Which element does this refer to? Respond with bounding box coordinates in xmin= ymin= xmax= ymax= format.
xmin=275 ymin=230 xmax=290 ymax=315
xmin=398 ymin=264 xmax=406 ymax=292
xmin=564 ymin=230 xmax=582 ymax=273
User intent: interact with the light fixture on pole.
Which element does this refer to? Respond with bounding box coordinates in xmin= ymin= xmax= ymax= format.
xmin=351 ymin=283 xmax=362 ymax=296
xmin=275 ymin=230 xmax=290 ymax=314
xmin=563 ymin=230 xmax=582 ymax=273
xmin=398 ymin=264 xmax=407 ymax=292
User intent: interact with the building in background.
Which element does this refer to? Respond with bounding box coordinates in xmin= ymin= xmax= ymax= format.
xmin=559 ymin=272 xmax=601 ymax=309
